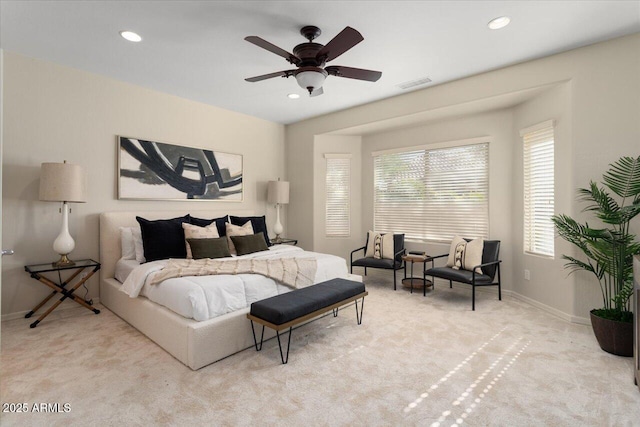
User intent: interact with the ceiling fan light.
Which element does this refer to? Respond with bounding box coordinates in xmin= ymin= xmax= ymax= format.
xmin=295 ymin=70 xmax=326 ymax=93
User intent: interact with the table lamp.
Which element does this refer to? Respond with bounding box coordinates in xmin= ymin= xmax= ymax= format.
xmin=267 ymin=179 xmax=289 ymax=243
xmin=39 ymin=161 xmax=87 ymax=266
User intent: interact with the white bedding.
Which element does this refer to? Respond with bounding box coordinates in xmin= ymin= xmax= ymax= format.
xmin=118 ymin=245 xmax=349 ymax=321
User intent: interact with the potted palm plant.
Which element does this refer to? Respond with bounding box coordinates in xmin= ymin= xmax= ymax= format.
xmin=552 ymin=155 xmax=640 ymax=357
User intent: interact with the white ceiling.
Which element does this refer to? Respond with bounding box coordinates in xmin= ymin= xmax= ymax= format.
xmin=1 ymin=1 xmax=639 ymax=125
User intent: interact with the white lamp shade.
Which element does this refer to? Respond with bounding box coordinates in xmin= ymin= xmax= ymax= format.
xmin=267 ymin=180 xmax=290 ymax=204
xmin=295 ymin=70 xmax=326 ymax=91
xmin=39 ymin=162 xmax=87 ymax=203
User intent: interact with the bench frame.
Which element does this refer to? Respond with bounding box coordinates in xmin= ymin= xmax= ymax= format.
xmin=246 ymin=291 xmax=368 ymax=364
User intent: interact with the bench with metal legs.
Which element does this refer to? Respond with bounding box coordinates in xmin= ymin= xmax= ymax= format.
xmin=247 ymin=279 xmax=367 ymax=364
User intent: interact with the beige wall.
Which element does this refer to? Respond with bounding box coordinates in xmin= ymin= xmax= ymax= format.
xmin=1 ymin=52 xmax=285 ymax=317
xmin=286 ymin=33 xmax=640 ymax=321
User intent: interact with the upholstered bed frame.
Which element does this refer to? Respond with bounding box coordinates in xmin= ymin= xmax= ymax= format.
xmin=100 ymin=210 xmax=361 ymax=370
xmin=99 ymin=210 xmax=283 ymax=370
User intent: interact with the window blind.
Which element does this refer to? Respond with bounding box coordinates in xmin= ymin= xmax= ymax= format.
xmin=523 ymin=124 xmax=555 ymax=257
xmin=326 ymin=157 xmax=351 ymax=237
xmin=373 ymin=143 xmax=489 ymax=242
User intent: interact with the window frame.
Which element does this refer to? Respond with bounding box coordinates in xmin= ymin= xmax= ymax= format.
xmin=521 ymin=120 xmax=555 ymax=258
xmin=371 ymin=137 xmax=490 ymax=243
xmin=324 ymin=153 xmax=352 ymax=238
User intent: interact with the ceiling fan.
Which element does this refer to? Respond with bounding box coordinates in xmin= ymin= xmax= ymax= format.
xmin=244 ymin=25 xmax=382 ymax=97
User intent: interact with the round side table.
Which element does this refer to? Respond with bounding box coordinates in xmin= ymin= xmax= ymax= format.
xmin=401 ymin=253 xmax=435 ymax=296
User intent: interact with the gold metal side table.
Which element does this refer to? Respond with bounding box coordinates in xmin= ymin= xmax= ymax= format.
xmin=24 ymin=259 xmax=101 ymax=328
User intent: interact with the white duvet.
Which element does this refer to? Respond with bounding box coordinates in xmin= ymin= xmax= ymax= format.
xmin=119 ymin=245 xmax=349 ymax=321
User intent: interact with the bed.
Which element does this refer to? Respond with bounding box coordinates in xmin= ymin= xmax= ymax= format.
xmin=99 ymin=210 xmax=359 ymax=370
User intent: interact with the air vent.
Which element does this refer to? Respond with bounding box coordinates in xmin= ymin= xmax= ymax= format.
xmin=396 ymin=77 xmax=432 ymax=90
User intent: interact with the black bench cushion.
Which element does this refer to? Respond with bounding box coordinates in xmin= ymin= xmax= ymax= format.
xmin=250 ymin=278 xmax=365 ymax=325
xmin=425 ymin=267 xmax=494 ymax=284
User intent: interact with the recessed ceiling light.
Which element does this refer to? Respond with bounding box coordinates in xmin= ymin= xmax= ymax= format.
xmin=287 ymin=93 xmax=300 ymax=99
xmin=120 ymin=30 xmax=142 ymax=42
xmin=488 ymin=16 xmax=511 ymax=30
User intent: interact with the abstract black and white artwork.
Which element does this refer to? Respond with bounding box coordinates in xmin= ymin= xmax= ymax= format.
xmin=118 ymin=136 xmax=243 ymax=201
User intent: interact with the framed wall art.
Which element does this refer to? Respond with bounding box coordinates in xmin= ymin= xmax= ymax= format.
xmin=118 ymin=136 xmax=243 ymax=201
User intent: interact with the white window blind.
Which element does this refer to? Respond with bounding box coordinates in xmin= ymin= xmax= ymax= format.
xmin=325 ymin=156 xmax=351 ymax=237
xmin=373 ymin=143 xmax=489 ymax=242
xmin=522 ymin=122 xmax=555 ymax=257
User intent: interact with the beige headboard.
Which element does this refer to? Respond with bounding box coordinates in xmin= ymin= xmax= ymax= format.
xmin=99 ymin=209 xmax=255 ymax=280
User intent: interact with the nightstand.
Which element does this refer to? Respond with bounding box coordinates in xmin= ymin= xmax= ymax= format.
xmin=24 ymin=259 xmax=101 ymax=328
xmin=270 ymin=238 xmax=298 ymax=246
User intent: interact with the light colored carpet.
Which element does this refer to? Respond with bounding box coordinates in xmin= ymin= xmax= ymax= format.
xmin=1 ymin=273 xmax=639 ymax=426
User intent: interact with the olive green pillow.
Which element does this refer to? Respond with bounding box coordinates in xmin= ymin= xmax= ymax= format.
xmin=186 ymin=237 xmax=231 ymax=259
xmin=230 ymin=233 xmax=269 ymax=256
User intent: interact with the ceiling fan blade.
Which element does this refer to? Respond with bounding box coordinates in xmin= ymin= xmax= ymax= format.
xmin=310 ymin=87 xmax=324 ymax=97
xmin=316 ymin=27 xmax=364 ymax=62
xmin=245 ymin=70 xmax=295 ymax=82
xmin=325 ymin=66 xmax=382 ymax=82
xmin=245 ymin=36 xmax=299 ymax=65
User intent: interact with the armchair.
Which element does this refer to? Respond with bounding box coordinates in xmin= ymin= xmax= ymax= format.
xmin=350 ymin=233 xmax=406 ymax=290
xmin=425 ymin=239 xmax=501 ymax=310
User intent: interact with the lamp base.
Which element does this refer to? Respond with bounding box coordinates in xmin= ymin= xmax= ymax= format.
xmin=53 ymin=254 xmax=75 ymax=268
xmin=272 ymin=234 xmax=283 ymax=244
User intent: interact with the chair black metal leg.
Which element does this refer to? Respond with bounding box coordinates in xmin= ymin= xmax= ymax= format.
xmin=333 ymin=308 xmax=339 ymax=317
xmin=393 ymin=269 xmax=397 ymax=290
xmin=364 ymin=267 xmax=367 ymax=276
xmin=355 ymin=297 xmax=365 ymax=325
xmin=472 ymin=285 xmax=476 ymax=311
xmin=497 ymin=264 xmax=502 ymax=301
xmin=276 ymin=328 xmax=292 ymax=364
xmin=250 ymin=321 xmax=265 ymax=351
xmin=449 ymin=280 xmax=453 ymax=289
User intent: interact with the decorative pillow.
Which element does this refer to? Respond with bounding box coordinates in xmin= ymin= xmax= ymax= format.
xmin=229 ymin=215 xmax=271 ymax=247
xmin=364 ymin=231 xmax=395 ymax=260
xmin=182 ymin=223 xmax=220 ymax=259
xmin=132 ymin=227 xmax=145 ymax=263
xmin=190 ymin=215 xmax=228 ymax=237
xmin=136 ymin=215 xmax=190 ymax=262
xmin=119 ymin=227 xmax=136 ymax=260
xmin=225 ymin=221 xmax=254 ymax=255
xmin=186 ymin=237 xmax=231 ymax=260
xmin=230 ymin=233 xmax=269 ymax=256
xmin=446 ymin=236 xmax=467 ymax=268
xmin=463 ymin=238 xmax=484 ymax=274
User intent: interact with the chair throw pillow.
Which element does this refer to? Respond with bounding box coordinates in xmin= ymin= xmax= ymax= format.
xmin=187 ymin=237 xmax=231 ymax=260
xmin=364 ymin=231 xmax=395 ymax=260
xmin=446 ymin=236 xmax=484 ymax=274
xmin=230 ymin=233 xmax=269 ymax=256
xmin=182 ymin=222 xmax=220 ymax=259
xmin=226 ymin=221 xmax=254 ymax=255
xmin=463 ymin=238 xmax=484 ymax=274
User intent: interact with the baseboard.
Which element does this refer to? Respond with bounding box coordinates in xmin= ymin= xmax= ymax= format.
xmin=503 ymin=290 xmax=590 ymax=325
xmin=1 ymin=297 xmax=101 ymax=322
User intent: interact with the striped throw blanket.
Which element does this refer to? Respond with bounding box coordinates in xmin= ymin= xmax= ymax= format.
xmin=149 ymin=257 xmax=318 ymax=289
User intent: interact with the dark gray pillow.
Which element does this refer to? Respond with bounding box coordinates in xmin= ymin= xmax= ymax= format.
xmin=186 ymin=237 xmax=231 ymax=259
xmin=230 ymin=233 xmax=269 ymax=256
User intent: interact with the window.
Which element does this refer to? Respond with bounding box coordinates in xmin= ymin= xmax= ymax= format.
xmin=325 ymin=154 xmax=351 ymax=237
xmin=522 ymin=120 xmax=555 ymax=257
xmin=373 ymin=141 xmax=489 ymax=242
